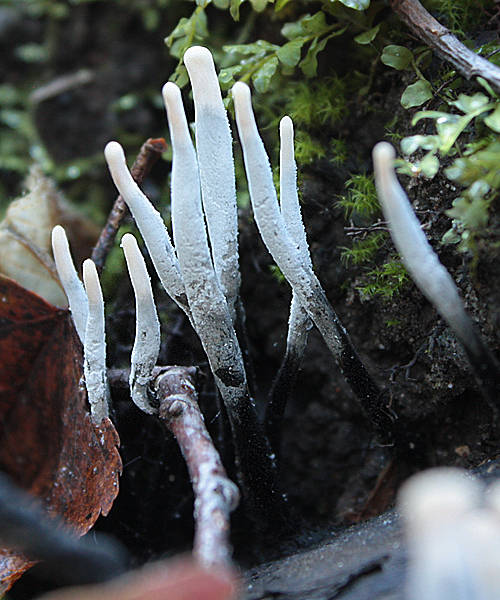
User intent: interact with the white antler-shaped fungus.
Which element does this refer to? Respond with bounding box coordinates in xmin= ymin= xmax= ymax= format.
xmin=82 ymin=258 xmax=109 ymax=423
xmin=51 ymin=225 xmax=88 ymax=343
xmin=104 ymin=141 xmax=189 ymax=315
xmin=121 ymin=233 xmax=161 ymax=415
xmin=162 ymin=81 xmax=248 ymax=408
xmin=373 ymin=141 xmax=500 ymax=408
xmin=233 ymin=81 xmax=393 ymax=432
xmin=184 ymin=46 xmax=241 ymax=322
xmin=266 ymin=117 xmax=312 ymax=447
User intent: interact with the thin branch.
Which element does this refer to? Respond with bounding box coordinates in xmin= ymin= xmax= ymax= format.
xmin=391 ymin=0 xmax=500 ymax=94
xmin=92 ymin=137 xmax=167 ymax=272
xmin=154 ymin=366 xmax=239 ymax=568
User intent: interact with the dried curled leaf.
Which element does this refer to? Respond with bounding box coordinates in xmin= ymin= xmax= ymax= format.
xmin=0 ymin=166 xmax=98 ymax=307
xmin=0 ymin=275 xmax=121 ymax=591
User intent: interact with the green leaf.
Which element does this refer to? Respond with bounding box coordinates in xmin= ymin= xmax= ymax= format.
xmin=249 ymin=0 xmax=269 ymax=11
xmin=213 ymin=0 xmax=230 ymax=7
xmin=299 ymin=28 xmax=346 ymax=77
xmin=338 ymin=0 xmax=370 ymax=9
xmin=276 ymin=38 xmax=306 ymax=67
xmin=218 ymin=65 xmax=243 ymax=89
xmin=451 ymin=93 xmax=489 ymax=114
xmin=354 ymin=24 xmax=380 ymax=45
xmin=381 ymin=45 xmax=413 ymax=70
xmin=301 ymin=11 xmax=327 ymax=34
xmin=400 ymin=134 xmax=439 ymax=155
xmin=446 ymin=195 xmax=489 ymax=231
xmin=400 ymin=79 xmax=432 ymax=108
xmin=252 ymin=56 xmax=279 ymax=92
xmin=419 ymin=153 xmax=439 ymax=178
xmin=230 ymin=0 xmax=244 ymax=20
xmin=484 ymin=104 xmax=500 ymax=132
xmin=275 ymin=0 xmax=291 ymax=11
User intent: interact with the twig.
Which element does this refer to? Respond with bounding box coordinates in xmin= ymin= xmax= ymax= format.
xmin=92 ymin=137 xmax=167 ymax=272
xmin=391 ymin=0 xmax=500 ymax=94
xmin=154 ymin=366 xmax=239 ymax=568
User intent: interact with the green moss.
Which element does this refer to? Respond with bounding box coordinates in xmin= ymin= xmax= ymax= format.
xmin=337 ymin=174 xmax=379 ymax=219
xmin=358 ymin=259 xmax=409 ymax=300
xmin=340 ymin=232 xmax=386 ymax=265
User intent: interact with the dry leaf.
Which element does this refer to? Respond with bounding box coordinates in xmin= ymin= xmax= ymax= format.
xmin=0 ymin=166 xmax=99 ymax=307
xmin=0 ymin=275 xmax=121 ymax=591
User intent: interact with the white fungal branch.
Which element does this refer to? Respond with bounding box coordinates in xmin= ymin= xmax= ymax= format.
xmin=51 ymin=225 xmax=88 ymax=343
xmin=279 ymin=116 xmax=312 ymax=353
xmin=398 ymin=468 xmax=500 ymax=600
xmin=104 ymin=141 xmax=189 ymax=315
xmin=162 ymin=81 xmax=248 ymax=408
xmin=232 ymin=82 xmax=351 ymax=362
xmin=82 ymin=258 xmax=109 ymax=424
xmin=121 ymin=233 xmax=161 ymax=415
xmin=184 ymin=46 xmax=240 ymax=322
xmin=372 ymin=142 xmax=477 ymax=352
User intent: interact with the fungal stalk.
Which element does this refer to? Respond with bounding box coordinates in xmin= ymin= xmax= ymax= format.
xmin=183 ymin=46 xmax=240 ymax=322
xmin=398 ymin=468 xmax=500 ymax=600
xmin=121 ymin=233 xmax=161 ymax=415
xmin=373 ymin=142 xmax=500 ymax=409
xmin=162 ymin=81 xmax=278 ymax=518
xmin=82 ymin=258 xmax=109 ymax=423
xmin=266 ymin=117 xmax=312 ymax=450
xmin=232 ymin=81 xmax=395 ymax=435
xmin=51 ymin=225 xmax=88 ymax=343
xmin=104 ymin=141 xmax=189 ymax=315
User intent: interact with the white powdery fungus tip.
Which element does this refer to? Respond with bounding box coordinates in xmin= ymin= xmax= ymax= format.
xmin=372 ymin=141 xmax=475 ymax=349
xmin=82 ymin=258 xmax=109 ymax=424
xmin=398 ymin=468 xmax=487 ymax=600
xmin=51 ymin=225 xmax=88 ymax=343
xmin=398 ymin=467 xmax=481 ymax=532
xmin=104 ymin=139 xmax=187 ymax=309
xmin=184 ymin=46 xmax=223 ymax=109
xmin=185 ymin=46 xmax=240 ymax=321
xmin=232 ymin=82 xmax=256 ymax=139
xmin=162 ymin=82 xmax=193 ymax=148
xmin=279 ymin=116 xmax=294 ymax=167
xmin=121 ymin=233 xmax=160 ymax=415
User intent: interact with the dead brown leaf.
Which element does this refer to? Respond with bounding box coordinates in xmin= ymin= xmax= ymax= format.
xmin=0 ymin=275 xmax=121 ymax=591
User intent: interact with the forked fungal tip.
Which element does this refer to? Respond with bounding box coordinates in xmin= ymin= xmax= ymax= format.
xmin=184 ymin=45 xmax=213 ymax=67
xmin=51 ymin=224 xmax=66 ymax=245
xmin=398 ymin=468 xmax=480 ymax=528
xmin=162 ymin=81 xmax=181 ymax=103
xmin=120 ymin=232 xmax=135 ymax=250
xmin=280 ymin=115 xmax=293 ymax=135
xmin=104 ymin=140 xmax=124 ymax=163
xmin=373 ymin=141 xmax=396 ymax=165
xmin=82 ymin=259 xmax=101 ymax=304
xmin=232 ymin=81 xmax=250 ymax=102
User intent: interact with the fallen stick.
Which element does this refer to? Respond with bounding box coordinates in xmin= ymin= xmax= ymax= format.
xmin=391 ymin=0 xmax=500 ymax=94
xmin=154 ymin=366 xmax=240 ymax=568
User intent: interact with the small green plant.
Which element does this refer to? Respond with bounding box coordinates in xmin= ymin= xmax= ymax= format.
xmin=337 ymin=174 xmax=379 ymax=219
xmin=340 ymin=232 xmax=386 ymax=265
xmin=358 ymin=259 xmax=409 ymax=300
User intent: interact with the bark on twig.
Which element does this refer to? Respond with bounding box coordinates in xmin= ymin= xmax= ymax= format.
xmin=92 ymin=137 xmax=167 ymax=272
xmin=154 ymin=366 xmax=239 ymax=568
xmin=391 ymin=0 xmax=500 ymax=94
